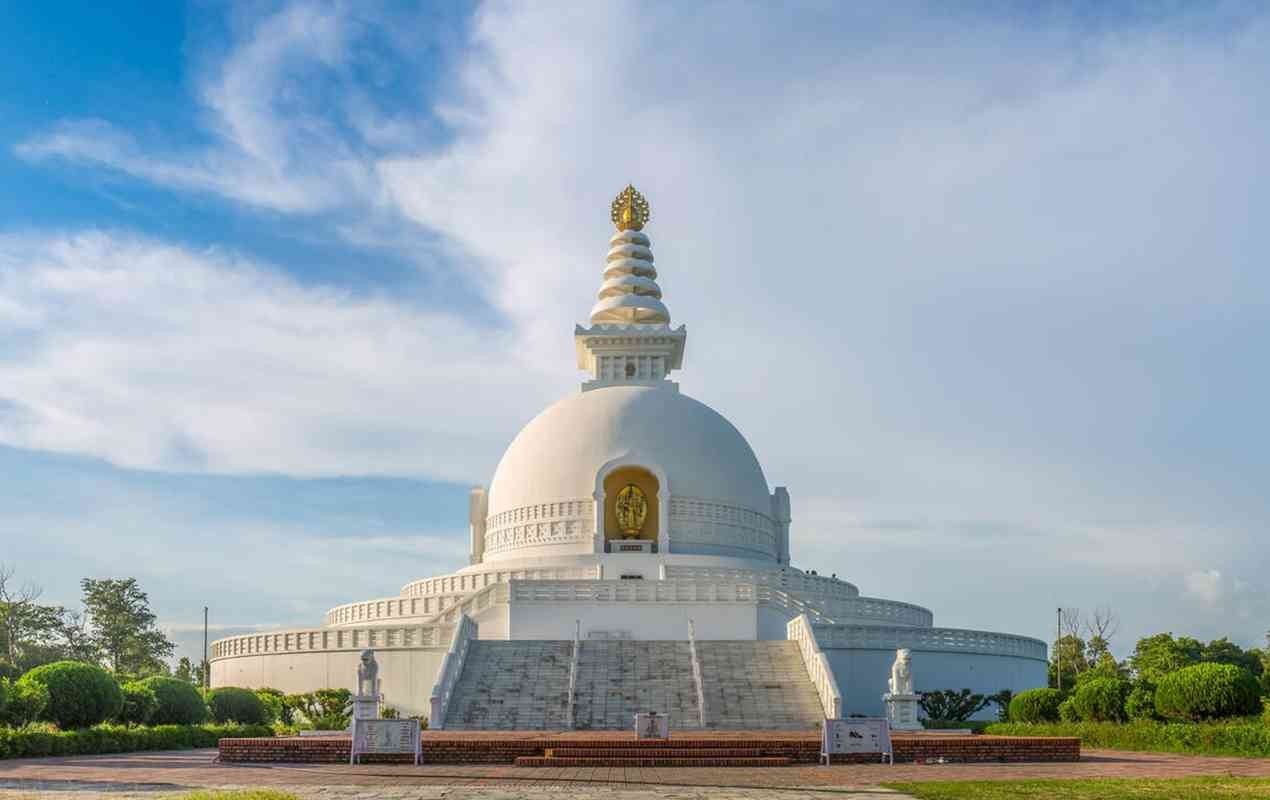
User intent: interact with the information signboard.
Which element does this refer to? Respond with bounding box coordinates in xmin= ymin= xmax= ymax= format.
xmin=349 ymin=718 xmax=422 ymax=765
xmin=821 ymin=717 xmax=892 ymax=764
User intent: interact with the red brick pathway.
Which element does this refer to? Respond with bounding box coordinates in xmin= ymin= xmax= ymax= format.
xmin=1 ymin=747 xmax=1269 ymax=792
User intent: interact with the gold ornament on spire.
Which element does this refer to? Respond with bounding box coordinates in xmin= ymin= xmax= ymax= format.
xmin=611 ymin=184 xmax=651 ymax=231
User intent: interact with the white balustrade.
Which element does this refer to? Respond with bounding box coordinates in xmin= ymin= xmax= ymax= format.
xmin=428 ymin=614 xmax=477 ymax=730
xmin=687 ymin=618 xmax=708 ymax=727
xmin=812 ymin=623 xmax=1047 ymax=661
xmin=209 ymin=623 xmax=454 ymax=661
xmin=787 ymin=614 xmax=843 ymax=719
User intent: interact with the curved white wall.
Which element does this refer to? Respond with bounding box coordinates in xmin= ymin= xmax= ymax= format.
xmin=210 ymin=648 xmax=448 ymax=719
xmin=825 ymin=648 xmax=1047 ymax=718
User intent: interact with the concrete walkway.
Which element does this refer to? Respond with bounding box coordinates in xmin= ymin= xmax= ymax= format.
xmin=2 ymin=747 xmax=1270 ymax=798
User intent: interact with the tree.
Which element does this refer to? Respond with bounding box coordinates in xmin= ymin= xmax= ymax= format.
xmin=174 ymin=657 xmax=195 ymax=683
xmin=80 ymin=578 xmax=174 ymax=677
xmin=1084 ymin=606 xmax=1119 ymax=666
xmin=1049 ymin=634 xmax=1088 ymax=689
xmin=1200 ymin=637 xmax=1262 ymax=676
xmin=1128 ymin=633 xmax=1202 ymax=683
xmin=918 ymin=689 xmax=989 ymax=722
xmin=0 ymin=563 xmax=90 ymax=672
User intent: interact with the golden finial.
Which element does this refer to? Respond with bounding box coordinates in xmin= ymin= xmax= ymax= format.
xmin=610 ymin=184 xmax=650 ymax=231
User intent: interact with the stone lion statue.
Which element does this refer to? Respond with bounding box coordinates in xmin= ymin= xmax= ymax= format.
xmin=888 ymin=648 xmax=913 ymax=695
xmin=357 ymin=649 xmax=379 ymax=697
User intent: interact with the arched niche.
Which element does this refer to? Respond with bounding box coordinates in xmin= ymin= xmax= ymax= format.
xmin=594 ymin=456 xmax=670 ymax=553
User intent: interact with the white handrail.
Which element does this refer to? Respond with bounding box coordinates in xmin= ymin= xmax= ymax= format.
xmin=566 ymin=619 xmax=581 ymax=729
xmin=788 ymin=614 xmax=843 ymax=719
xmin=687 ymin=618 xmax=708 ymax=728
xmin=427 ymin=614 xmax=477 ymax=730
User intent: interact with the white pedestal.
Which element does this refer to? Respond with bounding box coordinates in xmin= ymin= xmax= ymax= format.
xmin=352 ymin=695 xmax=381 ymax=721
xmin=882 ymin=693 xmax=923 ymax=731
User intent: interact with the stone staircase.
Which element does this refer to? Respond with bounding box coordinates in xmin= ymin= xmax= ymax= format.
xmin=697 ymin=640 xmax=824 ymax=730
xmin=441 ymin=638 xmax=824 ymax=731
xmin=442 ymin=640 xmax=572 ymax=730
xmin=573 ymin=640 xmax=703 ymax=730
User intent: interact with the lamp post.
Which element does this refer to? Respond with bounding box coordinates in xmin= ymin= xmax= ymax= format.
xmin=202 ymin=606 xmax=209 ymax=690
xmin=1056 ymin=607 xmax=1062 ymax=692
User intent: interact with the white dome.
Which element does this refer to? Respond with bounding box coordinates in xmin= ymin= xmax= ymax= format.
xmin=485 ymin=385 xmax=775 ymax=561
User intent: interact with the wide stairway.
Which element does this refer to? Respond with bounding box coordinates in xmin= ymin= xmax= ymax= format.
xmin=697 ymin=640 xmax=824 ymax=730
xmin=442 ymin=638 xmax=824 ymax=732
xmin=573 ymin=640 xmax=702 ymax=730
xmin=443 ymin=640 xmax=572 ymax=730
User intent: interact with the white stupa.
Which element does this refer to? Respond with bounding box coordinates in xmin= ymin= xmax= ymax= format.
xmin=211 ymin=186 xmax=1046 ymax=729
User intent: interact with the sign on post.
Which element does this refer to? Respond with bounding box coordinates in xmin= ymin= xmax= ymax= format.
xmin=821 ymin=717 xmax=892 ymax=765
xmin=349 ymin=718 xmax=422 ymax=765
xmin=634 ymin=711 xmax=669 ymax=739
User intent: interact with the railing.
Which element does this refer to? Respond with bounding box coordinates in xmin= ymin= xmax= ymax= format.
xmin=812 ymin=623 xmax=1048 ymax=661
xmin=508 ymin=579 xmax=759 ymax=604
xmin=788 ymin=614 xmax=843 ymax=719
xmin=566 ymin=620 xmax=581 ymax=729
xmin=428 ymin=614 xmax=477 ymax=730
xmin=209 ymin=623 xmax=454 ymax=660
xmin=399 ymin=564 xmax=602 ymax=598
xmin=687 ymin=618 xmax=708 ymax=728
xmin=661 ymin=565 xmax=861 ymax=599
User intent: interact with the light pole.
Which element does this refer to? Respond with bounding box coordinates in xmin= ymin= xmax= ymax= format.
xmin=1056 ymin=607 xmax=1062 ymax=692
xmin=202 ymin=606 xmax=209 ymax=690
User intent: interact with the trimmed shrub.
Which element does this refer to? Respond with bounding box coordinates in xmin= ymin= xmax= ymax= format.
xmin=0 ymin=677 xmax=49 ymax=728
xmin=1262 ymin=698 xmax=1269 ymax=725
xmin=1125 ymin=682 xmax=1157 ymax=721
xmin=0 ymin=723 xmax=271 ymax=759
xmin=984 ymin=719 xmax=1270 ymax=758
xmin=20 ymin=661 xmax=123 ymax=729
xmin=1154 ymin=663 xmax=1261 ymax=721
xmin=118 ymin=682 xmax=159 ymax=726
xmin=1070 ymin=677 xmax=1129 ymax=722
xmin=136 ymin=677 xmax=208 ymax=725
xmin=208 ymin=687 xmax=267 ymax=725
xmin=1008 ymin=687 xmax=1063 ymax=723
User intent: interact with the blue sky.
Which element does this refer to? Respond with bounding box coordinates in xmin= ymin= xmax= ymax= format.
xmin=1 ymin=1 xmax=1268 ymax=663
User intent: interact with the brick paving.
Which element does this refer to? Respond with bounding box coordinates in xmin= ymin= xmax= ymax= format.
xmin=2 ymin=746 xmax=1270 ymax=798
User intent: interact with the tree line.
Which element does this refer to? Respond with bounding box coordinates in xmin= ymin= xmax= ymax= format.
xmin=0 ymin=564 xmax=184 ymax=683
xmin=1048 ymin=605 xmax=1269 ymax=692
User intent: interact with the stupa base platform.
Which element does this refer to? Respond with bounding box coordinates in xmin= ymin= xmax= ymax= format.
xmin=218 ymin=731 xmax=1080 ymax=766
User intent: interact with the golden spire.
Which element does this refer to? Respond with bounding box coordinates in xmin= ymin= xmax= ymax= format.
xmin=610 ymin=184 xmax=650 ymax=231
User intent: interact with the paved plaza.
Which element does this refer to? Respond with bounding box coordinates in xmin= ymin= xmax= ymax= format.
xmin=3 ymin=748 xmax=1270 ymax=799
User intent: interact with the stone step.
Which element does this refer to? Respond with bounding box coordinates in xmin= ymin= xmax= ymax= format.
xmin=514 ymin=755 xmax=793 ymax=767
xmin=546 ymin=747 xmax=771 ymax=758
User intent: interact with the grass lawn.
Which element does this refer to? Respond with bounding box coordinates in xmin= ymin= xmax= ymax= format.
xmin=884 ymin=776 xmax=1270 ymax=799
xmin=164 ymin=792 xmax=298 ymax=800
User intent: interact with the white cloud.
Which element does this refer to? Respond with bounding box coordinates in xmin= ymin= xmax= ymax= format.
xmin=1182 ymin=569 xmax=1225 ymax=608
xmin=0 ymin=231 xmax=556 ymax=480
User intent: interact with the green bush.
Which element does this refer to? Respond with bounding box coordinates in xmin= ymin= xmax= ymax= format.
xmin=1008 ymin=688 xmax=1064 ymax=723
xmin=0 ymin=723 xmax=271 ymax=759
xmin=1262 ymin=699 xmax=1269 ymax=725
xmin=254 ymin=689 xmax=284 ymax=724
xmin=1058 ymin=696 xmax=1079 ymax=722
xmin=118 ymin=682 xmax=159 ymax=726
xmin=1070 ymin=677 xmax=1129 ymax=722
xmin=0 ymin=678 xmax=49 ymax=728
xmin=1154 ymin=663 xmax=1261 ymax=721
xmin=1125 ymin=682 xmax=1157 ymax=721
xmin=20 ymin=661 xmax=123 ymax=729
xmin=208 ymin=687 xmax=267 ymax=725
xmin=984 ymin=719 xmax=1270 ymax=758
xmin=136 ymin=677 xmax=208 ymax=725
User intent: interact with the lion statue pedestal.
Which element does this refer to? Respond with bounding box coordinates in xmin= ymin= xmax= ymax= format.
xmin=352 ymin=649 xmax=382 ymax=722
xmin=882 ymin=648 xmax=922 ymax=731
